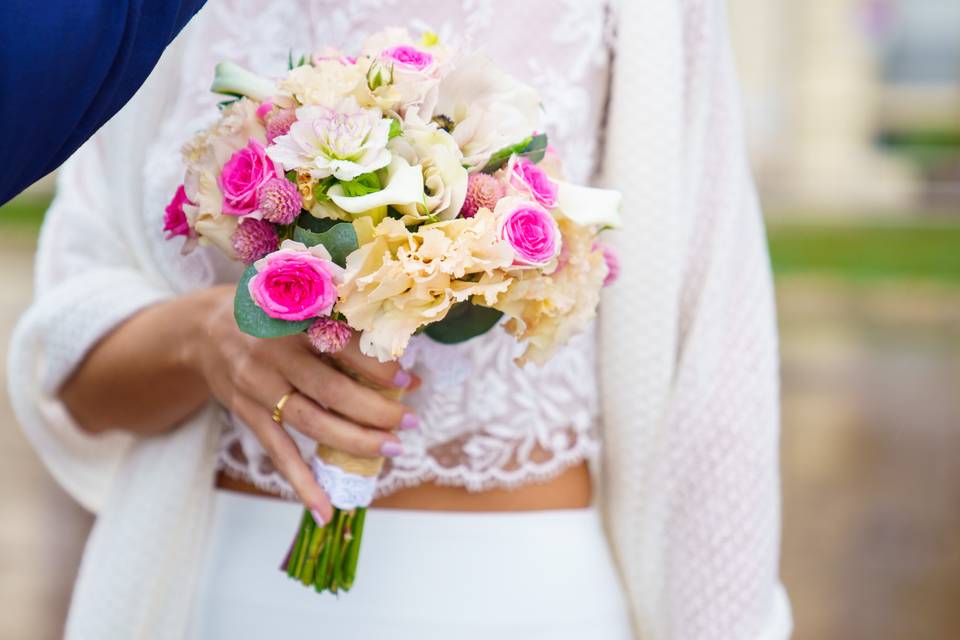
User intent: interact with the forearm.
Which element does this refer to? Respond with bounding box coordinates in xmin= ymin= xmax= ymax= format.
xmin=60 ymin=286 xmax=226 ymax=435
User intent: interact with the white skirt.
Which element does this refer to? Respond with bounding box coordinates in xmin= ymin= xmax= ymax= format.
xmin=187 ymin=489 xmax=633 ymax=639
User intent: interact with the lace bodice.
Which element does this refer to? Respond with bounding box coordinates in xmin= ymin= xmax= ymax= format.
xmin=149 ymin=0 xmax=614 ymax=499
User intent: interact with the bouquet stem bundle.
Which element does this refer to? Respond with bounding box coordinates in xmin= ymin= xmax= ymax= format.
xmin=280 ymin=374 xmax=400 ymax=594
xmin=281 ymin=496 xmax=369 ymax=592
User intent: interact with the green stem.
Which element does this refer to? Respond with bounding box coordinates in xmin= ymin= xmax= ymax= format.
xmin=333 ymin=511 xmax=356 ymax=592
xmin=293 ymin=514 xmax=314 ymax=579
xmin=342 ymin=507 xmax=367 ymax=590
xmin=325 ymin=509 xmax=347 ymax=593
xmin=285 ymin=509 xmax=310 ymax=578
xmin=316 ymin=508 xmax=342 ymax=591
xmin=301 ymin=524 xmax=327 ymax=586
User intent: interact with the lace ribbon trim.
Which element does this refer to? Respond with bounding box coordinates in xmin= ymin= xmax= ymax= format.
xmin=311 ymin=456 xmax=377 ymax=510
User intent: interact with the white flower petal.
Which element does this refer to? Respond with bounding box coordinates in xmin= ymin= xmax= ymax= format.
xmin=211 ymin=62 xmax=276 ymax=102
xmin=328 ymin=156 xmax=425 ymax=213
xmin=555 ymin=181 xmax=623 ymax=228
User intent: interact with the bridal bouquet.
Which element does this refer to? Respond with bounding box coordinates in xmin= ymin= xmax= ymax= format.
xmin=165 ymin=28 xmax=621 ymax=594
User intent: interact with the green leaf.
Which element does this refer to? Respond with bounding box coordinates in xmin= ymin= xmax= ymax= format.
xmin=424 ymin=302 xmax=503 ymax=344
xmin=234 ymin=265 xmax=313 ymax=338
xmin=480 ymin=133 xmax=549 ymax=174
xmin=480 ymin=136 xmax=532 ymax=174
xmin=296 ymin=213 xmax=339 ymax=233
xmin=292 ymin=222 xmax=358 ymax=267
xmin=339 ymin=172 xmax=382 ymax=198
xmin=388 ymin=118 xmax=403 ymax=140
xmin=285 ymin=169 xmax=297 ymax=182
xmin=518 ymin=133 xmax=548 ymax=164
xmin=312 ymin=176 xmax=336 ymax=202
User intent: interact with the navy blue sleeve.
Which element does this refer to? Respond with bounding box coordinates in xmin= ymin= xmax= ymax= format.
xmin=0 ymin=0 xmax=206 ymax=205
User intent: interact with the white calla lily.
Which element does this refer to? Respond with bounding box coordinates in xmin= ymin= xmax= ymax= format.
xmin=328 ymin=156 xmax=426 ymax=214
xmin=555 ymin=181 xmax=623 ymax=228
xmin=210 ymin=62 xmax=277 ymax=102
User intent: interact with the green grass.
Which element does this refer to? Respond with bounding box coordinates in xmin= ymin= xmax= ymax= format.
xmin=0 ymin=195 xmax=50 ymax=237
xmin=767 ymin=219 xmax=960 ymax=284
xmin=2 ymin=194 xmax=959 ymax=285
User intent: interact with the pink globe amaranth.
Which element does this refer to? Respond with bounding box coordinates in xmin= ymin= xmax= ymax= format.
xmin=255 ymin=100 xmax=275 ymax=122
xmin=501 ymin=204 xmax=560 ymax=267
xmin=219 ymin=139 xmax=277 ymax=215
xmin=460 ymin=173 xmax=506 ymax=218
xmin=163 ymin=184 xmax=193 ymax=239
xmin=266 ymin=109 xmax=297 ymax=144
xmin=594 ymin=241 xmax=621 ymax=287
xmin=232 ymin=218 xmax=278 ymax=264
xmin=307 ymin=317 xmax=353 ymax=354
xmin=381 ymin=45 xmax=434 ymax=71
xmin=509 ymin=157 xmax=558 ymax=208
xmin=249 ymin=249 xmax=340 ymax=321
xmin=258 ymin=177 xmax=302 ymax=225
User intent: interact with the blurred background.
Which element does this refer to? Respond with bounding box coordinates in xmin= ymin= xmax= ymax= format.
xmin=0 ymin=1 xmax=958 ymax=638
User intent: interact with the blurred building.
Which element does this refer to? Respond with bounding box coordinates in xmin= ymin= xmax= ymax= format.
xmin=730 ymin=0 xmax=960 ymax=214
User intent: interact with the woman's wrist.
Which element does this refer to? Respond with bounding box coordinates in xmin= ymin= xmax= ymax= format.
xmin=178 ymin=285 xmax=233 ymax=383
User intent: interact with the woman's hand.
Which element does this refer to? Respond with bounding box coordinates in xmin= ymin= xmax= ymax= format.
xmin=60 ymin=285 xmax=418 ymax=525
xmin=193 ymin=286 xmax=419 ymax=523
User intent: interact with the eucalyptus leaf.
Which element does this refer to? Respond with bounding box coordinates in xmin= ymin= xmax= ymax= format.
xmin=292 ymin=222 xmax=358 ymax=267
xmin=234 ymin=265 xmax=313 ymax=338
xmin=296 ymin=213 xmax=339 ymax=233
xmin=518 ymin=133 xmax=548 ymax=164
xmin=480 ymin=133 xmax=549 ymax=173
xmin=424 ymin=302 xmax=503 ymax=344
xmin=480 ymin=136 xmax=532 ymax=174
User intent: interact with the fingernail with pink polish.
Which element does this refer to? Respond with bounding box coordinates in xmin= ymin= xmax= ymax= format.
xmin=311 ymin=509 xmax=327 ymax=526
xmin=393 ymin=368 xmax=413 ymax=389
xmin=380 ymin=441 xmax=404 ymax=457
xmin=399 ymin=413 xmax=419 ymax=431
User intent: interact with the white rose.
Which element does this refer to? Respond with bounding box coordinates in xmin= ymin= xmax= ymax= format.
xmin=389 ymin=114 xmax=468 ymax=221
xmin=433 ymin=54 xmax=542 ymax=171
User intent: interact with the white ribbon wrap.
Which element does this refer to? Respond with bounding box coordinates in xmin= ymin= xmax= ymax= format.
xmin=311 ymin=456 xmax=378 ymax=510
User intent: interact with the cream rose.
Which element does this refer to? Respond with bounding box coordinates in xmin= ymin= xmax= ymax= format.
xmin=433 ymin=54 xmax=542 ymax=171
xmin=388 ymin=114 xmax=467 ymax=222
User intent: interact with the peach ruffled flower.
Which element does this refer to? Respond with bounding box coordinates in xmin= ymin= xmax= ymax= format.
xmin=490 ymin=217 xmax=606 ymax=365
xmin=337 ymin=208 xmax=514 ymax=361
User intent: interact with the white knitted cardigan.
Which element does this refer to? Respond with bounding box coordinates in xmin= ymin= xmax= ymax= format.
xmin=7 ymin=1 xmax=791 ymax=638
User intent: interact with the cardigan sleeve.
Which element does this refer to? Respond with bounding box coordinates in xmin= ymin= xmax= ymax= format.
xmin=657 ymin=2 xmax=792 ymax=638
xmin=6 ymin=132 xmax=177 ymax=514
xmin=596 ymin=1 xmax=792 ymax=638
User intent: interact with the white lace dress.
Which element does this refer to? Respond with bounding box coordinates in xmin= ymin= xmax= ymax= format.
xmin=7 ymin=1 xmax=793 ymax=638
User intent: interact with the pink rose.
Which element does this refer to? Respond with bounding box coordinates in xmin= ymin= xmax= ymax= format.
xmin=219 ymin=139 xmax=278 ymax=216
xmin=594 ymin=241 xmax=620 ymax=287
xmin=500 ymin=202 xmax=561 ymax=267
xmin=509 ymin=157 xmax=558 ymax=209
xmin=381 ymin=45 xmax=434 ymax=71
xmin=255 ymin=100 xmax=274 ymax=122
xmin=248 ymin=242 xmax=343 ymax=321
xmin=163 ymin=184 xmax=193 ymax=239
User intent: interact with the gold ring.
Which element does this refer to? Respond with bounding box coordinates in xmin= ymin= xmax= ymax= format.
xmin=272 ymin=390 xmax=294 ymax=425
